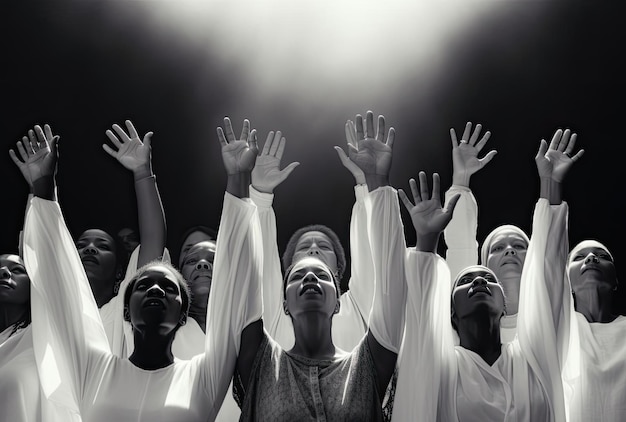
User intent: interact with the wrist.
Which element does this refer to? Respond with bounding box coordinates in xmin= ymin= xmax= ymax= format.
xmin=539 ymin=177 xmax=562 ymax=205
xmin=365 ymin=174 xmax=389 ymax=192
xmin=415 ymin=232 xmax=440 ymax=253
xmin=452 ymin=171 xmax=470 ymax=187
xmin=133 ymin=165 xmax=153 ymax=182
xmin=227 ymin=172 xmax=251 ymax=198
xmin=251 ymin=183 xmax=274 ymax=194
xmin=32 ymin=177 xmax=56 ymax=201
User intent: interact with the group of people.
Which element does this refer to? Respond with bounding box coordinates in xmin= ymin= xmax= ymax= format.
xmin=0 ymin=112 xmax=622 ymax=421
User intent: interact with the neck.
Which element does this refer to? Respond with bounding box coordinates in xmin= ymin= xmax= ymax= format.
xmin=289 ymin=312 xmax=335 ymax=359
xmin=575 ymin=286 xmax=616 ymax=323
xmin=88 ymin=278 xmax=116 ymax=308
xmin=129 ymin=328 xmax=176 ymax=370
xmin=457 ymin=312 xmax=502 ymax=365
xmin=0 ymin=304 xmax=28 ymax=333
xmin=499 ymin=275 xmax=520 ymax=315
xmin=188 ymin=302 xmax=207 ymax=333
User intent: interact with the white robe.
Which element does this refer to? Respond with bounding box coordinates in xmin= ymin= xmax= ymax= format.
xmin=23 ymin=193 xmax=262 ymax=422
xmin=392 ymin=199 xmax=569 ymax=422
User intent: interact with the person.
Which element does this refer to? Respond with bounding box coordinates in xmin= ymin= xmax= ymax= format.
xmin=443 ymin=121 xmax=531 ymax=342
xmin=392 ymin=129 xmax=581 ymax=421
xmin=232 ymin=111 xmax=404 ymax=420
xmin=178 ymin=225 xmax=218 ymax=269
xmin=179 ymin=240 xmax=216 ymax=332
xmin=22 ymin=117 xmax=263 ymax=421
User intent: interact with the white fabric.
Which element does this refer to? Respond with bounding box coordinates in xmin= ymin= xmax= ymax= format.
xmin=23 ymin=193 xmax=262 ymax=422
xmin=252 ymin=184 xmax=375 ymax=352
xmin=392 ymin=199 xmax=569 ymax=422
xmin=444 ymin=185 xmax=479 ymax=281
xmin=0 ymin=325 xmax=81 ymax=422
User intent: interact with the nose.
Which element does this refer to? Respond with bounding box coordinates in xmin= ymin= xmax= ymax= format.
xmin=0 ymin=266 xmax=10 ymax=279
xmin=303 ymin=271 xmax=318 ymax=283
xmin=472 ymin=276 xmax=488 ymax=286
xmin=82 ymin=244 xmax=98 ymax=255
xmin=584 ymin=253 xmax=599 ymax=264
xmin=195 ymin=260 xmax=211 ymax=271
xmin=307 ymin=247 xmax=321 ymax=256
xmin=504 ymin=247 xmax=517 ymax=256
xmin=146 ymin=283 xmax=165 ymax=298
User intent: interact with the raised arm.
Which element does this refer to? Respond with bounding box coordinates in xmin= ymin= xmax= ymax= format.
xmin=17 ymin=125 xmax=110 ymax=412
xmin=392 ymin=172 xmax=460 ymax=422
xmin=443 ymin=121 xmax=496 ymax=277
xmin=103 ymin=120 xmax=166 ymax=268
xmin=250 ymin=129 xmax=299 ymax=347
xmin=200 ymin=117 xmax=263 ymax=418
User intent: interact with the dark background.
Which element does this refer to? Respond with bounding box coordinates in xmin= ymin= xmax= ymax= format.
xmin=3 ymin=1 xmax=624 ymax=309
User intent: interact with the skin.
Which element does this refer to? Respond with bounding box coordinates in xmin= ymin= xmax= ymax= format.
xmin=179 ymin=231 xmax=214 ymax=269
xmin=485 ymin=230 xmax=528 ymax=315
xmin=0 ymin=254 xmax=30 ymax=333
xmin=76 ymin=229 xmax=118 ymax=308
xmin=180 ymin=241 xmax=216 ymax=332
xmin=291 ymin=231 xmax=339 ymax=276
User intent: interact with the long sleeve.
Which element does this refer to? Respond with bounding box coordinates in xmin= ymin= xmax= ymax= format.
xmin=392 ymin=251 xmax=455 ymax=422
xmin=201 ymin=192 xmax=263 ymax=419
xmin=23 ymin=198 xmax=111 ymax=413
xmin=443 ymin=185 xmax=479 ymax=279
xmin=517 ymin=199 xmax=570 ymax=422
xmin=366 ymin=186 xmax=406 ymax=354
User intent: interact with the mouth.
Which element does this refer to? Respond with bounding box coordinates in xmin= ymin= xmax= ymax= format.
xmin=300 ymin=284 xmax=323 ymax=296
xmin=142 ymin=299 xmax=166 ymax=309
xmin=193 ymin=273 xmax=212 ymax=282
xmin=0 ymin=279 xmax=15 ymax=289
xmin=501 ymin=260 xmax=519 ymax=266
xmin=81 ymin=256 xmax=99 ymax=265
xmin=582 ymin=266 xmax=602 ymax=274
xmin=468 ymin=285 xmax=492 ymax=298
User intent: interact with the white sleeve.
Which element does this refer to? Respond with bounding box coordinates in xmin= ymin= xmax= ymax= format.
xmin=201 ymin=192 xmax=263 ymax=416
xmin=366 ymin=186 xmax=407 ymax=353
xmin=392 ymin=250 xmax=456 ymax=422
xmin=23 ymin=197 xmax=111 ymax=413
xmin=250 ymin=186 xmax=295 ymax=349
xmin=443 ymin=185 xmax=479 ymax=278
xmin=517 ymin=199 xmax=570 ymax=422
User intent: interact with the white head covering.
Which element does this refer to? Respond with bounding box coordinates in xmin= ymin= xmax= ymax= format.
xmin=480 ymin=225 xmax=530 ymax=266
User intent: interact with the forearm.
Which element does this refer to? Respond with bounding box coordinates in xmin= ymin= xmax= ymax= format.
xmin=443 ymin=185 xmax=479 ymax=276
xmin=134 ymin=173 xmax=167 ymax=268
xmin=540 ymin=177 xmax=563 ymax=205
xmin=227 ymin=173 xmax=251 ymax=199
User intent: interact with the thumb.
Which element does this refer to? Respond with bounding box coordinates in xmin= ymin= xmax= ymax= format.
xmin=444 ymin=193 xmax=461 ymax=215
xmin=143 ymin=132 xmax=153 ymax=149
xmin=535 ymin=139 xmax=548 ymax=160
xmin=49 ymin=135 xmax=60 ymax=156
xmin=280 ymin=161 xmax=300 ymax=179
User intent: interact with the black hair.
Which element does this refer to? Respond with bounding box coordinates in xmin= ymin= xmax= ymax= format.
xmin=123 ymin=260 xmax=191 ymax=326
xmin=282 ymin=259 xmax=341 ymax=300
xmin=281 ymin=224 xmax=346 ymax=281
xmin=177 ymin=225 xmax=219 ymax=265
xmin=0 ymin=253 xmax=32 ymax=336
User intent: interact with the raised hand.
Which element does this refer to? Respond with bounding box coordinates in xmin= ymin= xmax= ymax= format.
xmin=450 ymin=121 xmax=497 ymax=187
xmin=103 ymin=120 xmax=153 ymax=178
xmin=398 ymin=172 xmax=460 ymax=252
xmin=217 ymin=117 xmax=259 ymax=175
xmin=335 ymin=110 xmax=395 ymax=187
xmin=251 ymin=130 xmax=300 ymax=194
xmin=535 ymin=128 xmax=584 ymax=183
xmin=9 ymin=124 xmax=59 ymax=188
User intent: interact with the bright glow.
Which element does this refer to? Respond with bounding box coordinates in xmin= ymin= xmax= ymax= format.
xmin=115 ymin=0 xmax=493 ymax=112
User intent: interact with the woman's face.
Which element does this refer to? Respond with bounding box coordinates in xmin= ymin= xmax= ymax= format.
xmin=179 ymin=231 xmax=214 ymax=268
xmin=283 ymin=257 xmax=338 ymax=319
xmin=0 ymin=254 xmax=30 ymax=306
xmin=76 ymin=229 xmax=117 ymax=283
xmin=568 ymin=241 xmax=617 ymax=294
xmin=291 ymin=231 xmax=338 ymax=276
xmin=180 ymin=241 xmax=215 ymax=302
xmin=452 ymin=266 xmax=505 ymax=321
xmin=485 ymin=230 xmax=528 ymax=280
xmin=128 ymin=265 xmax=184 ymax=334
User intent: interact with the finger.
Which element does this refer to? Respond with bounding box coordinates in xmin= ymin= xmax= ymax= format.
xmin=102 ymin=143 xmax=117 ymax=158
xmin=262 ymin=131 xmax=274 ymax=156
xmin=365 ymin=111 xmax=375 ymax=139
xmin=356 ymin=114 xmax=365 ymax=140
xmin=536 ymin=139 xmax=548 ymax=159
xmin=105 ymin=130 xmax=123 ymax=149
xmin=474 ymin=131 xmax=491 ymax=152
xmin=248 ymin=129 xmax=258 ymax=154
xmin=27 ymin=130 xmax=37 ymax=154
xmin=125 ymin=120 xmax=140 ymax=140
xmin=548 ymin=129 xmax=562 ymax=151
xmin=279 ymin=161 xmax=300 ymax=179
xmin=409 ymin=178 xmax=421 ymax=204
xmin=17 ymin=138 xmax=30 ymax=160
xmin=444 ymin=193 xmax=462 ymax=215
xmin=461 ymin=122 xmax=472 ymax=142
xmin=469 ymin=123 xmax=482 ymax=145
xmin=418 ymin=171 xmax=429 ymax=200
xmin=564 ymin=133 xmax=577 ymax=156
xmin=431 ymin=173 xmax=441 ymax=203
xmin=44 ymin=124 xmax=53 ymax=141
xmin=48 ymin=135 xmax=59 ymax=156
xmin=223 ymin=117 xmax=236 ymax=142
xmin=398 ymin=189 xmax=414 ymax=212
xmin=112 ymin=123 xmax=132 ymax=143
xmin=478 ymin=150 xmax=498 ymax=167
xmin=216 ymin=127 xmax=227 ymax=147
xmin=558 ymin=129 xmax=571 ymax=152
xmin=334 ymin=146 xmax=351 ymax=166
xmin=345 ymin=121 xmax=357 ymax=148
xmin=386 ymin=127 xmax=396 ymax=149
xmin=269 ymin=131 xmax=281 ymax=156
xmin=34 ymin=125 xmax=47 ymax=145
xmin=570 ymin=149 xmax=585 ymax=162
xmin=143 ymin=132 xmax=153 ymax=149
xmin=376 ymin=115 xmax=385 ymax=142
xmin=450 ymin=128 xmax=458 ymax=149
xmin=240 ymin=119 xmax=250 ymax=142
xmin=9 ymin=149 xmax=23 ymax=167
xmin=275 ymin=136 xmax=287 ymax=159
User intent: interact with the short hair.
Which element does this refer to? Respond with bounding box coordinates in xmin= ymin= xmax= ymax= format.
xmin=281 ymin=224 xmax=346 ymax=281
xmin=282 ymin=259 xmax=341 ymax=300
xmin=177 ymin=225 xmax=219 ymax=266
xmin=123 ymin=260 xmax=191 ymax=325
